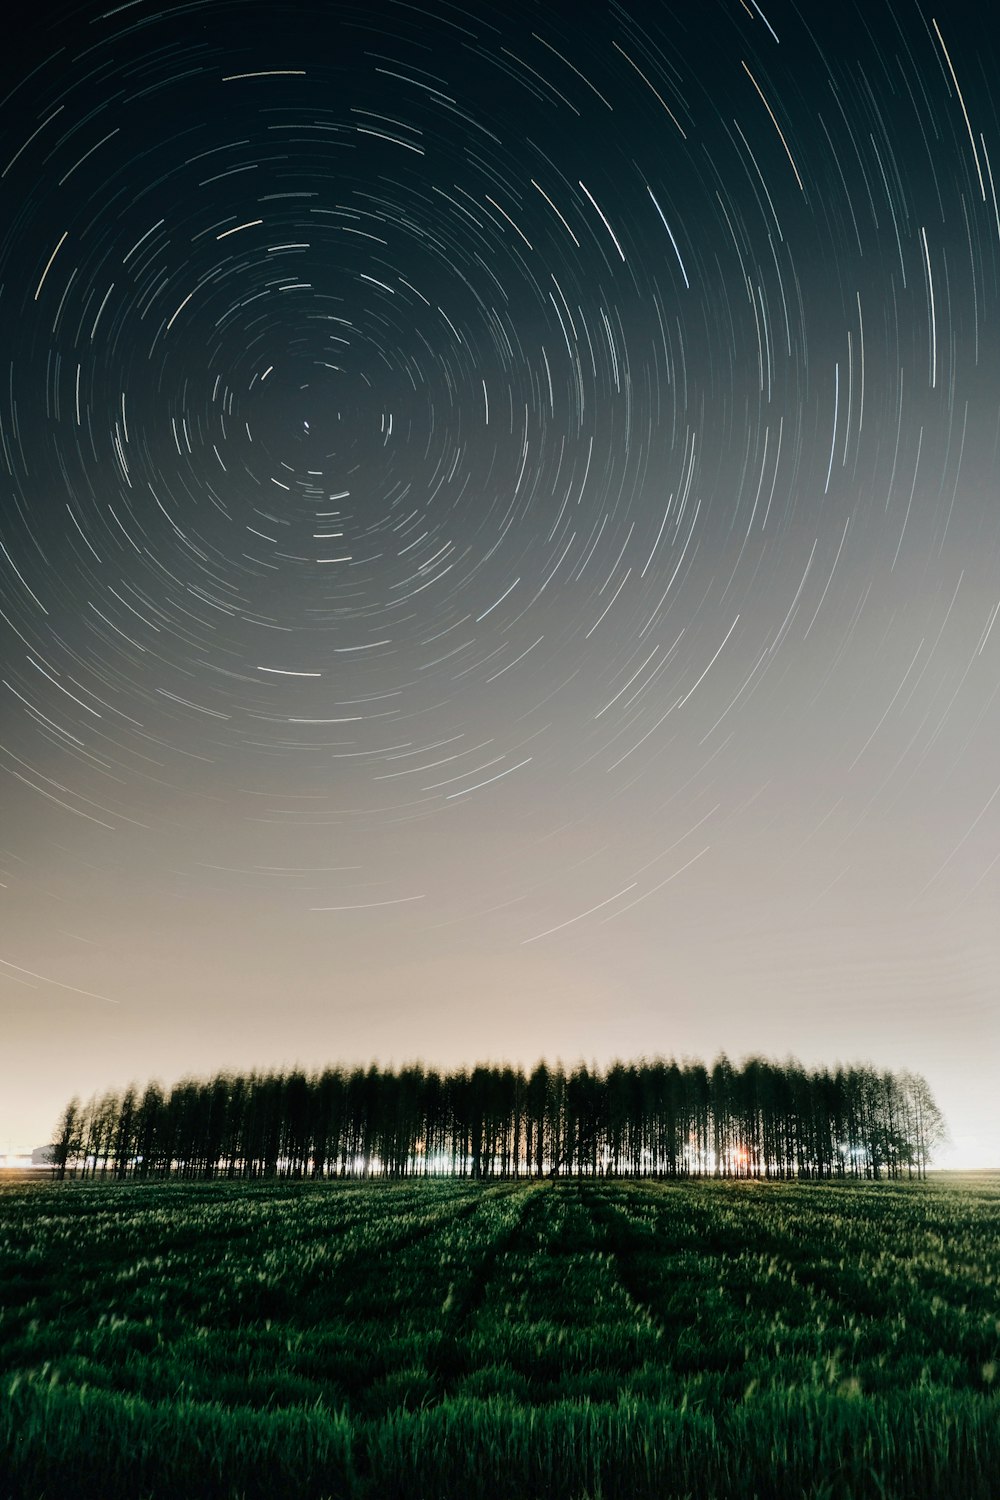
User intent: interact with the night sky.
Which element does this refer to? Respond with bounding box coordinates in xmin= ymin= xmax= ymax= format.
xmin=2 ymin=0 xmax=997 ymax=1167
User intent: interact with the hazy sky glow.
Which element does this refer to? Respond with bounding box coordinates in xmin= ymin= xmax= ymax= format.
xmin=2 ymin=0 xmax=997 ymax=1167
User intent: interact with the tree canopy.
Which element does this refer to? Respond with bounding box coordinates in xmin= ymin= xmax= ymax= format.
xmin=51 ymin=1056 xmax=945 ymax=1183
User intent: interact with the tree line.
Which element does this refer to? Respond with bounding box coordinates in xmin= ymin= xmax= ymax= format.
xmin=50 ymin=1056 xmax=945 ymax=1182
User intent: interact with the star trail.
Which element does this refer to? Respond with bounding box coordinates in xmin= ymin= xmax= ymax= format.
xmin=1 ymin=0 xmax=997 ymax=1167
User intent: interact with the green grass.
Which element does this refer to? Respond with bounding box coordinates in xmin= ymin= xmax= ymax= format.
xmin=1 ymin=1174 xmax=997 ymax=1498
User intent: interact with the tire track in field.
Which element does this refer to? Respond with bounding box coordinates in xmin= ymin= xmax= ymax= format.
xmin=424 ymin=1183 xmax=546 ymax=1402
xmin=580 ymin=1180 xmax=776 ymax=1344
xmin=168 ymin=1186 xmax=507 ymax=1334
xmin=585 ymin=1182 xmax=860 ymax=1352
xmin=637 ymin=1181 xmax=887 ymax=1325
xmin=579 ymin=1182 xmax=684 ymax=1333
xmin=327 ymin=1185 xmax=489 ymax=1264
xmin=35 ymin=1184 xmax=438 ymax=1299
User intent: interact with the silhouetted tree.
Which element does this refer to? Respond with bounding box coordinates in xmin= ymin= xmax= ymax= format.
xmin=52 ymin=1097 xmax=83 ymax=1180
xmin=51 ymin=1056 xmax=946 ymax=1184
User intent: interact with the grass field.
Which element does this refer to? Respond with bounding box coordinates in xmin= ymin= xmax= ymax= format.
xmin=1 ymin=1174 xmax=997 ymax=1498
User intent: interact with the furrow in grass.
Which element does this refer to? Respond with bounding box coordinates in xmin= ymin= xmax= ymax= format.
xmin=422 ymin=1183 xmax=545 ymax=1403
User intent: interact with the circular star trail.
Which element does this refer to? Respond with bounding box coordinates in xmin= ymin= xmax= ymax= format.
xmin=2 ymin=0 xmax=999 ymax=1148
